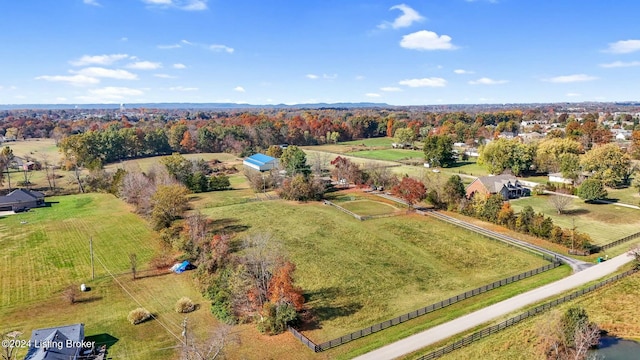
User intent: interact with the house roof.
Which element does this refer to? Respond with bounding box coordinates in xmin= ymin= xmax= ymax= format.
xmin=244 ymin=153 xmax=277 ymax=167
xmin=0 ymin=188 xmax=45 ymax=205
xmin=475 ymin=175 xmax=521 ymax=193
xmin=25 ymin=323 xmax=84 ymax=360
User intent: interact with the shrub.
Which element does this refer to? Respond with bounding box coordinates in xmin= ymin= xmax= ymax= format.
xmin=175 ymin=297 xmax=195 ymax=313
xmin=62 ymin=285 xmax=78 ymax=305
xmin=128 ymin=308 xmax=152 ymax=325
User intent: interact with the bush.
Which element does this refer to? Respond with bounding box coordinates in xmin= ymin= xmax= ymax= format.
xmin=175 ymin=297 xmax=195 ymax=313
xmin=128 ymin=308 xmax=152 ymax=325
xmin=62 ymin=285 xmax=78 ymax=305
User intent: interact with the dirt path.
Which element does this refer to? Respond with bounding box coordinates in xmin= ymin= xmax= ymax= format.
xmin=353 ymin=252 xmax=635 ymax=360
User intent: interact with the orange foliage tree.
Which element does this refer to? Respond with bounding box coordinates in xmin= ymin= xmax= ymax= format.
xmin=391 ymin=176 xmax=426 ymax=209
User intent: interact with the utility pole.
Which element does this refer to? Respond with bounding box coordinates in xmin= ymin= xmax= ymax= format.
xmin=571 ymin=218 xmax=576 ymax=254
xmin=181 ymin=317 xmax=188 ymax=346
xmin=90 ymin=237 xmax=95 ymax=280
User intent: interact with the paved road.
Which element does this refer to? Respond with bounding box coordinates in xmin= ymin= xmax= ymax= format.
xmin=354 ymin=251 xmax=635 ymax=360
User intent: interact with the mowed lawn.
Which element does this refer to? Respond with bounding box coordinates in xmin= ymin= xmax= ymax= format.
xmin=0 ymin=193 xmax=215 ymax=360
xmin=198 ymin=199 xmax=550 ymax=341
xmin=346 ymin=149 xmax=424 ymax=162
xmin=509 ymin=195 xmax=640 ymax=244
xmin=340 ymin=200 xmax=400 ymax=216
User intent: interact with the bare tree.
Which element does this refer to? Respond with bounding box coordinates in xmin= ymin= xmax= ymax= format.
xmin=549 ymin=195 xmax=573 ymax=215
xmin=120 ymin=171 xmax=155 ymax=214
xmin=1 ymin=331 xmax=22 ymax=360
xmin=630 ymin=243 xmax=640 ymax=270
xmin=40 ymin=153 xmax=56 ymax=191
xmin=129 ymin=253 xmax=138 ymax=280
xmin=309 ymin=151 xmax=329 ymax=176
xmin=181 ymin=324 xmax=238 ymax=360
xmin=62 ymin=285 xmax=78 ymax=305
xmin=241 ymin=233 xmax=283 ymax=311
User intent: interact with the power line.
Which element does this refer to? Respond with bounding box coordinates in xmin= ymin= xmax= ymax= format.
xmin=93 ymin=254 xmax=185 ymax=346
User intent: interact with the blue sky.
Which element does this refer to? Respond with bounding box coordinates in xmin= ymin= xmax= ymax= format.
xmin=1 ymin=0 xmax=640 ymax=106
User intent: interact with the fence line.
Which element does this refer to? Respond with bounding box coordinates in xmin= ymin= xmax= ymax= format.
xmin=323 ymin=200 xmax=364 ymax=220
xmin=595 ymin=231 xmax=640 ymax=253
xmin=416 ymin=268 xmax=639 ymax=360
xmin=289 ymin=260 xmax=562 ymax=352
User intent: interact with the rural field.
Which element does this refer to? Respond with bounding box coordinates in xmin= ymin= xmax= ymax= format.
xmin=403 ymin=269 xmax=640 ymax=360
xmin=196 ymin=196 xmax=554 ymax=342
xmin=510 ymin=194 xmax=640 ymax=245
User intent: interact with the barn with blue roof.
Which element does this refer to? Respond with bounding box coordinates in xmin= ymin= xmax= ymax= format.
xmin=243 ymin=153 xmax=279 ymax=172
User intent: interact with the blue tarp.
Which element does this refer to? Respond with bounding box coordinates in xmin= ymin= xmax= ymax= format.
xmin=175 ymin=261 xmax=190 ymax=274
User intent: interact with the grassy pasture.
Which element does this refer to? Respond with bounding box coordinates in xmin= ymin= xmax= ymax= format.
xmin=0 ymin=193 xmax=213 ymax=360
xmin=346 ymin=149 xmax=424 ymax=162
xmin=509 ymin=194 xmax=640 ymax=245
xmin=197 ymin=198 xmax=551 ymax=341
xmin=1 ymin=138 xmax=61 ymax=161
xmin=339 ymin=199 xmax=399 ymax=216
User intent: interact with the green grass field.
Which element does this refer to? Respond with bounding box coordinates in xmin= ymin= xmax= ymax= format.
xmin=510 ymin=195 xmax=640 ymax=244
xmin=339 ymin=199 xmax=400 ymax=216
xmin=346 ymin=149 xmax=424 ymax=162
xmin=405 ymin=270 xmax=640 ymax=360
xmin=196 ymin=198 xmax=551 ymax=341
xmin=1 ymin=138 xmax=61 ymax=161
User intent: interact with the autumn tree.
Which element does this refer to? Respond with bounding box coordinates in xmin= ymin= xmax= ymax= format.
xmin=391 ymin=176 xmax=426 ymax=209
xmin=536 ymin=307 xmax=600 ymax=360
xmin=478 ymin=138 xmax=535 ymax=176
xmin=577 ymin=179 xmax=608 ymax=202
xmin=278 ymin=174 xmax=324 ymax=201
xmin=120 ymin=170 xmax=155 ymax=214
xmin=265 ymin=145 xmax=283 ymax=159
xmin=394 ymin=127 xmax=415 ymax=146
xmin=280 ymin=146 xmax=310 ymax=176
xmin=423 ymin=135 xmax=455 ymax=168
xmin=580 ymin=143 xmax=631 ymax=187
xmin=364 ymin=163 xmax=398 ymax=190
xmin=330 ymin=156 xmax=364 ymax=185
xmin=0 ymin=146 xmax=15 ymax=189
xmin=535 ymin=138 xmax=583 ymax=173
xmin=150 ymin=184 xmax=190 ymax=230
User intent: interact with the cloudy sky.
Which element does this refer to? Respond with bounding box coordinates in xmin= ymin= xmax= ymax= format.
xmin=1 ymin=0 xmax=640 ymax=105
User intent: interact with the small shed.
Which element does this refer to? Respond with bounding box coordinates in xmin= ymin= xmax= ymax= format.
xmin=243 ymin=153 xmax=279 ymax=172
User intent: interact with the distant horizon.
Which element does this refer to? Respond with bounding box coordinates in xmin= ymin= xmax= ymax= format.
xmin=3 ymin=1 xmax=640 ymax=105
xmin=2 ymin=99 xmax=640 ymax=110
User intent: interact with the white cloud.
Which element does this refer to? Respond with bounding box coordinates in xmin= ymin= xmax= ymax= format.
xmin=181 ymin=39 xmax=194 ymax=45
xmin=141 ymin=0 xmax=207 ymax=11
xmin=158 ymin=44 xmax=181 ymax=49
xmin=306 ymin=74 xmax=319 ymax=80
xmin=91 ymin=87 xmax=143 ymax=97
xmin=599 ymin=60 xmax=640 ymax=68
xmin=126 ymin=61 xmax=162 ymax=70
xmin=566 ymin=93 xmax=581 ymax=97
xmin=399 ymin=77 xmax=447 ymax=87
xmin=169 ymin=86 xmax=198 ymax=91
xmin=209 ymin=44 xmax=234 ymax=53
xmin=365 ymin=93 xmax=381 ymax=98
xmin=378 ymin=4 xmax=424 ymax=29
xmin=543 ymin=74 xmax=597 ymax=83
xmin=454 ymin=69 xmax=474 ymax=74
xmin=70 ymin=54 xmax=130 ymax=66
xmin=605 ymin=40 xmax=640 ymax=54
xmin=234 ymin=86 xmax=245 ymax=92
xmin=173 ymin=63 xmax=187 ymax=69
xmin=323 ymin=74 xmax=338 ymax=80
xmin=35 ymin=74 xmax=100 ymax=86
xmin=380 ymin=87 xmax=402 ymax=92
xmin=71 ymin=67 xmax=138 ymax=80
xmin=400 ymin=30 xmax=457 ymax=51
xmin=83 ymin=0 xmax=101 ymax=6
xmin=154 ymin=74 xmax=177 ymax=78
xmin=468 ymin=77 xmax=508 ymax=85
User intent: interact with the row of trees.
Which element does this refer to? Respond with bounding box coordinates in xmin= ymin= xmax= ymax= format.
xmin=479 ymin=138 xmax=632 ymax=188
xmin=160 ymin=153 xmax=231 ymax=193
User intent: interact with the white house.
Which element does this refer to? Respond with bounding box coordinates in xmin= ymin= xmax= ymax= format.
xmin=243 ymin=153 xmax=279 ymax=172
